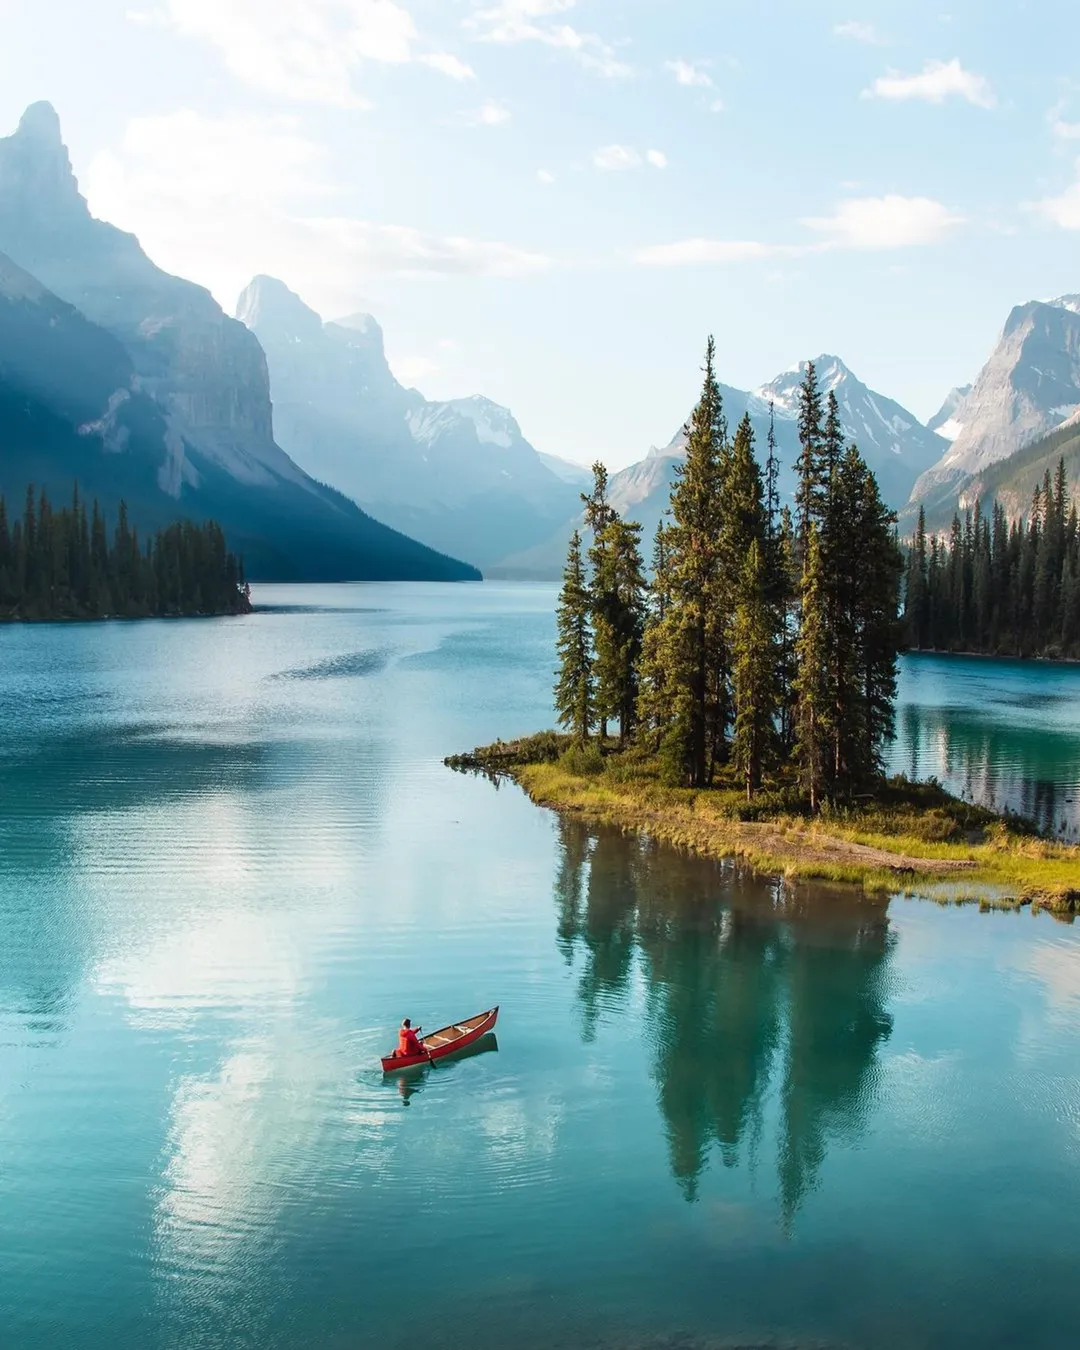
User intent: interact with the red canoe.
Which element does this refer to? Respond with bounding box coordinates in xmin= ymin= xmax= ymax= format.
xmin=381 ymin=1006 xmax=499 ymax=1073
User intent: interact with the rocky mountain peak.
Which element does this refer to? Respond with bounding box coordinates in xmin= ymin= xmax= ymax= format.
xmin=907 ymin=298 xmax=1080 ymax=511
xmin=0 ymin=101 xmax=85 ymax=218
xmin=235 ymin=275 xmax=323 ymax=343
xmin=1053 ymin=294 xmax=1080 ymax=315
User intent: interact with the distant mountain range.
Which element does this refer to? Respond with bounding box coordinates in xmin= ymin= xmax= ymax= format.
xmin=235 ymin=276 xmax=582 ymax=569
xmin=493 ymin=356 xmax=949 ymax=577
xmin=4 ymin=102 xmax=1079 ymax=579
xmin=0 ymin=103 xmax=478 ymax=582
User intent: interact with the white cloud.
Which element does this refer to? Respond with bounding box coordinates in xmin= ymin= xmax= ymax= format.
xmin=536 ymin=168 xmax=555 ymax=184
xmin=666 ymin=58 xmax=712 ymax=88
xmin=1031 ymin=162 xmax=1080 ymax=230
xmin=635 ymin=239 xmax=789 ymax=266
xmin=709 ymin=98 xmax=725 ymax=113
xmin=462 ymin=99 xmax=511 ymax=125
xmin=83 ymin=111 xmax=549 ymax=314
xmin=420 ymin=51 xmax=475 ymax=79
xmin=1052 ymin=118 xmax=1080 ymax=142
xmin=863 ymin=58 xmax=995 ymax=109
xmin=593 ymin=144 xmax=665 ymax=172
xmin=637 ymin=194 xmax=964 ymax=265
xmin=802 ymin=194 xmax=965 ymax=248
xmin=467 ymin=0 xmax=632 ymax=78
xmin=834 ymin=20 xmax=888 ymax=45
xmin=594 ymin=143 xmax=639 ymax=170
xmin=145 ymin=0 xmax=474 ymax=105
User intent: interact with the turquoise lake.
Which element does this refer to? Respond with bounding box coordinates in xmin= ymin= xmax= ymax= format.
xmin=1 ymin=582 xmax=1079 ymax=1350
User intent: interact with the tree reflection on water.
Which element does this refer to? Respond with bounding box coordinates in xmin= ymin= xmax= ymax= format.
xmin=553 ymin=819 xmax=895 ymax=1223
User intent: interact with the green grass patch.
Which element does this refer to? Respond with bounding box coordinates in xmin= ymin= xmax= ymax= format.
xmin=445 ymin=732 xmax=1080 ymax=911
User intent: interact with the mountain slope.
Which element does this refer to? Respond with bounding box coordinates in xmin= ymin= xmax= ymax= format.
xmin=236 ymin=275 xmax=581 ymax=569
xmin=0 ymin=103 xmax=477 ymax=581
xmin=953 ymin=418 xmax=1080 ymax=524
xmin=494 ymin=355 xmax=945 ymax=578
xmin=907 ymin=297 xmax=1080 ymax=518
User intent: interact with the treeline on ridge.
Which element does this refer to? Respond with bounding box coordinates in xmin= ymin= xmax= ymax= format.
xmin=0 ymin=484 xmax=251 ymax=621
xmin=905 ymin=463 xmax=1080 ymax=659
xmin=555 ymin=345 xmax=904 ymax=807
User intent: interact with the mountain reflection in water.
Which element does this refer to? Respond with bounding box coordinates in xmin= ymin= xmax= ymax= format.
xmin=554 ymin=819 xmax=895 ymax=1221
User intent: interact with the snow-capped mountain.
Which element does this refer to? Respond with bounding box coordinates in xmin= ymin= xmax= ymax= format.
xmin=236 ymin=276 xmax=580 ymax=569
xmin=493 ymin=355 xmax=945 ymax=577
xmin=907 ymin=296 xmax=1080 ymax=516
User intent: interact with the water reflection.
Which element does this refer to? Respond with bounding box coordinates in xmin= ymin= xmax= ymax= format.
xmin=554 ymin=820 xmax=895 ymax=1220
xmin=892 ymin=659 xmax=1080 ymax=839
xmin=389 ymin=1033 xmax=500 ymax=1104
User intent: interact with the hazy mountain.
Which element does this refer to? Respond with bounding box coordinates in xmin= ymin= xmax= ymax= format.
xmin=537 ymin=452 xmax=594 ymax=488
xmin=927 ymin=385 xmax=972 ymax=441
xmin=0 ymin=103 xmax=477 ymax=581
xmin=907 ymin=297 xmax=1080 ymax=519
xmin=493 ymin=355 xmax=946 ymax=578
xmin=236 ymin=275 xmax=581 ymax=569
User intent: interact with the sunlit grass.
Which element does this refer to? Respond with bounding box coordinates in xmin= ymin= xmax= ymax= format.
xmin=447 ymin=733 xmax=1080 ymax=911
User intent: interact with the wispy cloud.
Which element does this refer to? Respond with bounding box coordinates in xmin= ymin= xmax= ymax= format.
xmin=834 ymin=20 xmax=888 ymax=46
xmin=462 ymin=99 xmax=511 ymax=125
xmin=140 ymin=0 xmax=474 ymax=106
xmin=536 ymin=168 xmax=555 ymax=184
xmin=84 ymin=111 xmax=549 ymax=314
xmin=420 ymin=51 xmax=475 ymax=80
xmin=1031 ymin=162 xmax=1080 ymax=229
xmin=467 ymin=0 xmax=632 ymax=78
xmin=636 ymin=239 xmax=792 ymax=266
xmin=636 ymin=194 xmax=964 ymax=265
xmin=665 ymin=58 xmax=712 ymax=88
xmin=802 ymin=194 xmax=965 ymax=248
xmin=863 ymin=58 xmax=995 ymax=109
xmin=594 ymin=144 xmax=665 ymax=171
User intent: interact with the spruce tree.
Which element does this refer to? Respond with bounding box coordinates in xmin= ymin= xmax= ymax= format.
xmin=731 ymin=540 xmax=779 ymax=799
xmin=554 ymin=529 xmax=594 ymax=745
xmin=793 ymin=523 xmax=831 ymax=810
xmin=640 ymin=337 xmax=727 ymax=785
xmin=794 ymin=361 xmax=824 ymax=560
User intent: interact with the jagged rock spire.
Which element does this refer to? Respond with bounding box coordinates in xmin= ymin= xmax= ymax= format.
xmin=0 ymin=101 xmax=85 ymax=216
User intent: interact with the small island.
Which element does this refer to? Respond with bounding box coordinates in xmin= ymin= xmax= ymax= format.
xmin=449 ymin=348 xmax=1080 ymax=912
xmin=0 ymin=485 xmax=251 ymax=621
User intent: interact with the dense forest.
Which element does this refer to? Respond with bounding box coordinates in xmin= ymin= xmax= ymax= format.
xmin=905 ymin=462 xmax=1080 ymax=659
xmin=555 ymin=345 xmax=904 ymax=807
xmin=0 ymin=485 xmax=251 ymax=620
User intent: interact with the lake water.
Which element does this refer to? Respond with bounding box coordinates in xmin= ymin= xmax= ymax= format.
xmin=1 ymin=582 xmax=1079 ymax=1350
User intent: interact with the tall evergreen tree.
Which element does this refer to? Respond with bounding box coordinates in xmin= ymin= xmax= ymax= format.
xmin=638 ymin=337 xmax=727 ymax=786
xmin=793 ymin=523 xmax=831 ymax=811
xmin=794 ymin=361 xmax=825 ymax=560
xmin=731 ymin=540 xmax=780 ymax=799
xmin=554 ymin=529 xmax=594 ymax=745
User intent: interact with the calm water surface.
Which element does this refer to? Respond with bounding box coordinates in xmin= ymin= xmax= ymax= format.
xmin=1 ymin=582 xmax=1079 ymax=1350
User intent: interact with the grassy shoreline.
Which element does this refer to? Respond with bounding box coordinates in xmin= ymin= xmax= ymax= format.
xmin=446 ymin=733 xmax=1080 ymax=914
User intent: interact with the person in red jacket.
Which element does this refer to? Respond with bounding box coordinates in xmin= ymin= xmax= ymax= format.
xmin=396 ymin=1018 xmax=423 ymax=1058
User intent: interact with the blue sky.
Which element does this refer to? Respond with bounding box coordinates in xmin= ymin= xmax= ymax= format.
xmin=3 ymin=0 xmax=1080 ymax=467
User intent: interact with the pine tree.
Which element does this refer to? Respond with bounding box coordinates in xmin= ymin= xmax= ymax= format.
xmin=583 ymin=464 xmax=646 ymax=745
xmin=793 ymin=523 xmax=831 ymax=810
xmin=794 ymin=361 xmax=824 ymax=560
xmin=640 ymin=337 xmax=728 ymax=786
xmin=554 ymin=530 xmax=594 ymax=745
xmin=731 ymin=540 xmax=779 ymax=799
